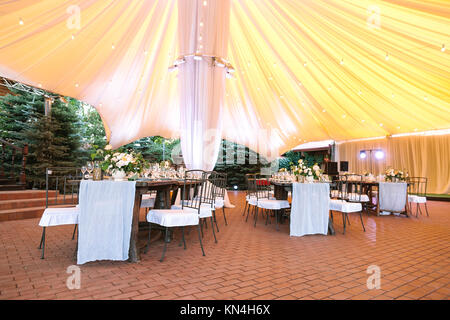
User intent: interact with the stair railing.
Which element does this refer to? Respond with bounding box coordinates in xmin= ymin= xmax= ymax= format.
xmin=0 ymin=139 xmax=28 ymax=185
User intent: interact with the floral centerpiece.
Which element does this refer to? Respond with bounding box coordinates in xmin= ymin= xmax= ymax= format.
xmin=291 ymin=160 xmax=323 ymax=182
xmin=384 ymin=168 xmax=408 ymax=182
xmin=94 ymin=145 xmax=149 ymax=180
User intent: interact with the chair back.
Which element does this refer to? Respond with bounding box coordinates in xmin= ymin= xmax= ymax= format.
xmin=407 ymin=177 xmax=428 ymax=197
xmin=181 ymin=170 xmax=208 ymax=212
xmin=345 ymin=174 xmax=365 ymax=202
xmin=45 ymin=167 xmax=81 ymax=208
xmin=209 ymin=171 xmax=227 ymax=199
xmin=248 ymin=175 xmax=271 ymax=200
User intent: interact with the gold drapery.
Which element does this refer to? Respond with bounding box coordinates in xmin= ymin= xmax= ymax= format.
xmin=337 ymin=134 xmax=450 ymax=194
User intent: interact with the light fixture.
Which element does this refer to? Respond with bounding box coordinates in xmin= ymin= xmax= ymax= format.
xmin=441 ymin=44 xmax=446 ymax=52
xmin=303 ymin=62 xmax=307 ymax=67
xmin=233 ymin=185 xmax=238 ymax=190
xmin=340 ymin=59 xmax=344 ymax=65
xmin=19 ymin=18 xmax=24 ymax=25
xmin=173 ymin=57 xmax=186 ymax=66
xmin=214 ymin=57 xmax=225 ymax=67
xmin=71 ymin=34 xmax=75 ymax=40
xmin=359 ymin=150 xmax=367 ymax=159
xmin=374 ymin=150 xmax=384 ymax=159
xmin=385 ymin=53 xmax=389 ymax=60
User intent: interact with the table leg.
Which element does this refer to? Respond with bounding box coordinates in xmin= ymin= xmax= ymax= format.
xmin=328 ymin=217 xmax=335 ymax=235
xmin=128 ymin=191 xmax=143 ymax=263
xmin=376 ymin=191 xmax=380 ymax=216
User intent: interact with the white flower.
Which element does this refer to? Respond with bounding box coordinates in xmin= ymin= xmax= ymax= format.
xmin=105 ymin=155 xmax=110 ymax=161
xmin=313 ymin=165 xmax=320 ymax=171
xmin=105 ymin=144 xmax=112 ymax=150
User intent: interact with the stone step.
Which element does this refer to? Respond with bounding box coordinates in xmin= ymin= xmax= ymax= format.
xmin=0 ymin=178 xmax=16 ymax=185
xmin=0 ymin=190 xmax=58 ymax=201
xmin=0 ymin=204 xmax=77 ymax=222
xmin=0 ymin=184 xmax=26 ymax=191
xmin=0 ymin=196 xmax=78 ymax=211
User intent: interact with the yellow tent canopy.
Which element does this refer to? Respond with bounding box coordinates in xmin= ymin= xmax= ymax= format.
xmin=1 ymin=0 xmax=449 ymax=155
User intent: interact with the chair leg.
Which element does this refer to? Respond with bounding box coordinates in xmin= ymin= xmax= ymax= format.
xmin=275 ymin=210 xmax=279 ymax=231
xmin=72 ymin=224 xmax=77 ymax=240
xmin=245 ymin=205 xmax=252 ymax=222
xmin=160 ymin=227 xmax=169 ymax=262
xmin=359 ymin=212 xmax=366 ymax=232
xmin=346 ymin=213 xmax=351 ymax=225
xmin=424 ymin=203 xmax=429 ymax=217
xmin=416 ymin=203 xmax=419 ymax=218
xmin=144 ymin=223 xmax=152 ymax=254
xmin=213 ymin=211 xmax=219 ymax=232
xmin=197 ymin=224 xmax=205 ymax=256
xmin=265 ymin=210 xmax=269 ymax=225
xmin=181 ymin=227 xmax=186 ymax=249
xmin=242 ymin=201 xmax=248 ymax=216
xmin=342 ymin=212 xmax=347 ymax=235
xmin=40 ymin=227 xmax=46 ymax=259
xmin=200 ymin=219 xmax=204 ymax=238
xmin=210 ymin=217 xmax=218 ymax=243
xmin=254 ymin=206 xmax=259 ymax=227
xmin=222 ymin=207 xmax=228 ymax=226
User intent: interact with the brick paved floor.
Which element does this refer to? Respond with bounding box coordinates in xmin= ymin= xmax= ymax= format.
xmin=0 ymin=191 xmax=449 ymax=300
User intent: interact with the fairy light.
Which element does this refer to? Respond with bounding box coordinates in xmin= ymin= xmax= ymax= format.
xmin=385 ymin=53 xmax=389 ymax=60
xmin=19 ymin=18 xmax=24 ymax=25
xmin=441 ymin=44 xmax=446 ymax=52
xmin=340 ymin=58 xmax=344 ymax=65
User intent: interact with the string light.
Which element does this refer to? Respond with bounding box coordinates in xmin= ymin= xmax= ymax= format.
xmin=203 ymin=1 xmax=207 ymax=6
xmin=303 ymin=62 xmax=307 ymax=67
xmin=385 ymin=53 xmax=389 ymax=60
xmin=19 ymin=18 xmax=24 ymax=25
xmin=111 ymin=44 xmax=115 ymax=49
xmin=340 ymin=58 xmax=344 ymax=65
xmin=441 ymin=44 xmax=446 ymax=52
xmin=71 ymin=34 xmax=75 ymax=40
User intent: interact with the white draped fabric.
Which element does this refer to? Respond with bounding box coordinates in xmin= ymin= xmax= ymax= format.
xmin=290 ymin=183 xmax=330 ymax=237
xmin=178 ymin=0 xmax=230 ymax=170
xmin=379 ymin=182 xmax=407 ymax=215
xmin=77 ymin=180 xmax=136 ymax=265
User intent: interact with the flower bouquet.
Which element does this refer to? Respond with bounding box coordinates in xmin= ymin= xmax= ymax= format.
xmin=384 ymin=168 xmax=408 ymax=182
xmin=100 ymin=146 xmax=149 ymax=180
xmin=291 ymin=160 xmax=323 ymax=182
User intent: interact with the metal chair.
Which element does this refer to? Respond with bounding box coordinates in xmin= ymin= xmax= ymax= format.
xmin=329 ymin=175 xmax=365 ymax=234
xmin=146 ymin=170 xmax=207 ymax=262
xmin=248 ymin=175 xmax=290 ymax=230
xmin=407 ymin=177 xmax=429 ymax=217
xmin=38 ymin=167 xmax=80 ymax=259
xmin=209 ymin=171 xmax=228 ymax=227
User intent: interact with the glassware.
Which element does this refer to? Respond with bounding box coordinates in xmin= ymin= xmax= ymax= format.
xmin=86 ymin=161 xmax=94 ymax=179
xmin=93 ymin=161 xmax=102 ymax=181
xmin=81 ymin=166 xmax=87 ymax=179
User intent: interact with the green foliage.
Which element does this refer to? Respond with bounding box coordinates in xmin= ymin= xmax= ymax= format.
xmin=0 ymin=90 xmax=82 ymax=188
xmin=278 ymin=150 xmax=325 ymax=172
xmin=213 ymin=140 xmax=269 ymax=190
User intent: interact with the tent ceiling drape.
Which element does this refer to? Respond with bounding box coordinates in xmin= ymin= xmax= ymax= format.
xmin=1 ymin=0 xmax=449 ymax=158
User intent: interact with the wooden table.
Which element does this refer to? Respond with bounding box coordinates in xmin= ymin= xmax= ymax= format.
xmin=70 ymin=179 xmax=192 ymax=263
xmin=360 ymin=181 xmax=409 ymax=217
xmin=270 ymin=180 xmax=336 ymax=235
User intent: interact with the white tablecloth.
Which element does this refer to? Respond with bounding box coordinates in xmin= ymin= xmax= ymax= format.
xmin=77 ymin=180 xmax=136 ymax=264
xmin=290 ymin=183 xmax=330 ymax=237
xmin=379 ymin=182 xmax=407 ymax=215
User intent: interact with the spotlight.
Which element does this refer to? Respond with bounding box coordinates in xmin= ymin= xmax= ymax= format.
xmin=233 ymin=185 xmax=238 ymax=190
xmin=375 ymin=150 xmax=384 ymax=159
xmin=359 ymin=150 xmax=367 ymax=159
